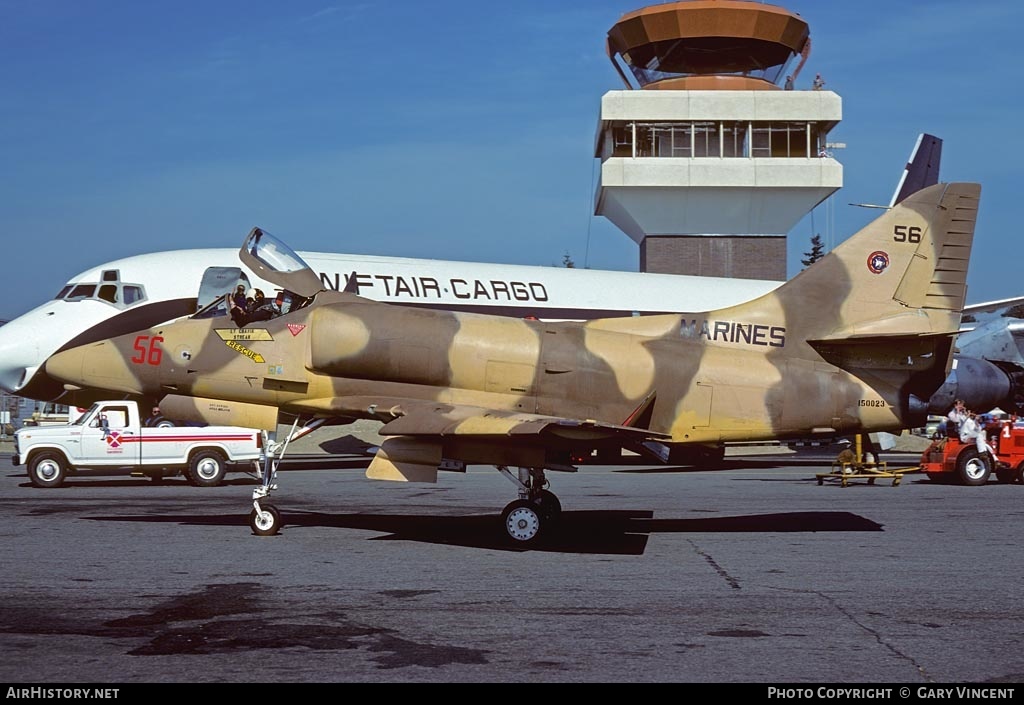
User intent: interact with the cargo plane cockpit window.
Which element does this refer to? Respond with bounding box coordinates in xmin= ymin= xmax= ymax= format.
xmin=98 ymin=285 xmax=118 ymax=304
xmin=66 ymin=284 xmax=97 ymax=300
xmin=53 ymin=280 xmax=147 ymax=309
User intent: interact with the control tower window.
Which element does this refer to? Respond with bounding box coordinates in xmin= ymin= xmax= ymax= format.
xmin=750 ymin=122 xmax=814 ymax=158
xmin=693 ymin=122 xmax=720 ymax=158
xmin=606 ymin=121 xmax=825 ymax=160
xmin=611 ymin=126 xmax=633 ymax=157
xmin=723 ymin=123 xmax=748 ymax=158
xmin=650 ymin=124 xmax=692 ymax=158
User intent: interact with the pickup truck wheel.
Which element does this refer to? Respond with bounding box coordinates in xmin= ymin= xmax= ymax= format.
xmin=187 ymin=450 xmax=227 ymax=487
xmin=28 ymin=452 xmax=67 ymax=488
xmin=956 ymin=448 xmax=991 ymax=486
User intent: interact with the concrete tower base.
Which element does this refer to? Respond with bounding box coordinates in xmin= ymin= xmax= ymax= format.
xmin=640 ymin=235 xmax=787 ymax=280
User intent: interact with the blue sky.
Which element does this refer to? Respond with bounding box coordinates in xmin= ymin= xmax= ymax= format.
xmin=1 ymin=0 xmax=1021 ymax=321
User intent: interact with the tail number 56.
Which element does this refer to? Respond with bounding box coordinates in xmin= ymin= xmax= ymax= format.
xmin=131 ymin=335 xmax=164 ymax=365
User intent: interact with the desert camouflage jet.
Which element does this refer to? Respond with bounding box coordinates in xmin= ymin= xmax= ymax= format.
xmin=44 ymin=182 xmax=980 ymax=544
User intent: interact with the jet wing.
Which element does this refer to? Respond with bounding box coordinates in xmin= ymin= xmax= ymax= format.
xmin=297 ymin=395 xmax=664 ymax=441
xmin=962 ymin=296 xmax=1024 ymax=318
xmin=295 ymin=395 xmax=667 ymax=483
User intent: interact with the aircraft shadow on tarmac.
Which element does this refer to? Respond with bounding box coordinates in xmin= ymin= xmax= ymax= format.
xmin=86 ymin=509 xmax=883 ymax=555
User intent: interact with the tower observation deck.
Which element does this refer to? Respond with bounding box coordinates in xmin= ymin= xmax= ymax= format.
xmin=594 ymin=0 xmax=842 ymax=280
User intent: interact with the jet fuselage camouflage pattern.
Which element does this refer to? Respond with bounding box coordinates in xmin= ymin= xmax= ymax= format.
xmin=44 ymin=183 xmax=980 ymax=541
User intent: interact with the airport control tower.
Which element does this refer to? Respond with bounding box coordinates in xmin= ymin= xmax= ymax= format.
xmin=594 ymin=0 xmax=842 ymax=280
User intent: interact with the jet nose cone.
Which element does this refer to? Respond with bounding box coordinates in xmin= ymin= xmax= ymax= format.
xmin=46 ymin=341 xmax=144 ymax=396
xmin=44 ymin=347 xmax=86 ymax=389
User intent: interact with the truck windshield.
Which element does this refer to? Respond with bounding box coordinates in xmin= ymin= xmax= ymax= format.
xmin=72 ymin=404 xmax=100 ymax=426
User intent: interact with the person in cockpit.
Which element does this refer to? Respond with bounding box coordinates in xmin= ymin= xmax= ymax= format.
xmin=248 ymin=289 xmax=274 ymax=322
xmin=230 ymin=284 xmax=249 ymax=327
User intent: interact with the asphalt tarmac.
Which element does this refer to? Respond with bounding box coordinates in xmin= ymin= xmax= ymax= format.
xmin=2 ymin=448 xmax=1022 ymax=684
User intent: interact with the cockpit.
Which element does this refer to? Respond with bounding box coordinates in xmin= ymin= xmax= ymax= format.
xmin=191 ymin=228 xmax=320 ymax=325
xmin=190 ymin=286 xmax=310 ymax=323
xmin=52 ymin=270 xmax=147 ymax=309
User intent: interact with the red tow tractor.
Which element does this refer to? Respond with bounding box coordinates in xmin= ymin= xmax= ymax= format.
xmin=920 ymin=417 xmax=1024 ymax=485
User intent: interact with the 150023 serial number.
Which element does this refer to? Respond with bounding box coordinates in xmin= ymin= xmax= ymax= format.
xmin=858 ymin=399 xmax=886 ymax=407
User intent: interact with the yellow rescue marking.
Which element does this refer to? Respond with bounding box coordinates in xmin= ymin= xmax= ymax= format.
xmin=225 ymin=340 xmax=266 ymax=363
xmin=215 ymin=329 xmax=274 ymax=341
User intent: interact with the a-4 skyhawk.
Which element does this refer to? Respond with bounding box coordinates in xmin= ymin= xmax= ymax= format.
xmin=44 ymin=182 xmax=981 ymax=544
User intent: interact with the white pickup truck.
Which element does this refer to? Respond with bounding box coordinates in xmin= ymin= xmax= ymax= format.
xmin=14 ymin=400 xmax=263 ymax=488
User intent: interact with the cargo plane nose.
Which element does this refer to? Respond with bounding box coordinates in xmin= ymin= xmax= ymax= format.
xmin=0 ymin=300 xmax=122 ymax=398
xmin=0 ymin=317 xmax=43 ymax=393
xmin=45 ymin=340 xmax=146 ymax=396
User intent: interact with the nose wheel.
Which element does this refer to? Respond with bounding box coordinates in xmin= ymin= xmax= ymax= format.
xmin=250 ymin=501 xmax=281 ymax=536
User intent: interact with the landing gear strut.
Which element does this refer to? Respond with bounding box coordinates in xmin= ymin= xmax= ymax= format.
xmin=496 ymin=466 xmax=562 ymax=546
xmin=247 ymin=417 xmax=329 ymax=536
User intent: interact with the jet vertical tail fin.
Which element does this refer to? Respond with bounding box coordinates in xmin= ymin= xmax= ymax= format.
xmin=714 ymin=182 xmax=980 ymax=415
xmin=725 ymin=182 xmax=980 ymax=341
xmin=889 ymin=133 xmax=943 ymax=207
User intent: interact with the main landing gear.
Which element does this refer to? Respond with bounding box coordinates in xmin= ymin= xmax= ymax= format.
xmin=496 ymin=466 xmax=563 ymax=547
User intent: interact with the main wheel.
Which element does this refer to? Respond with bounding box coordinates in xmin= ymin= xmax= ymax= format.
xmin=187 ymin=449 xmax=227 ymax=487
xmin=501 ymin=500 xmax=544 ymax=546
xmin=249 ymin=503 xmax=281 ymax=536
xmin=532 ymin=489 xmax=562 ymax=525
xmin=956 ymin=448 xmax=991 ymax=486
xmin=28 ymin=452 xmax=67 ymax=488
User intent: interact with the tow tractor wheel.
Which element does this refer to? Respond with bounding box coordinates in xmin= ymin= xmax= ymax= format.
xmin=956 ymin=448 xmax=992 ymax=486
xmin=1016 ymin=463 xmax=1024 ymax=485
xmin=250 ymin=503 xmax=281 ymax=536
xmin=532 ymin=489 xmax=562 ymax=525
xmin=501 ymin=500 xmax=544 ymax=546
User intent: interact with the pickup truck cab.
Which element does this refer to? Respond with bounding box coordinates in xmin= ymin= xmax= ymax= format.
xmin=14 ymin=400 xmax=262 ymax=488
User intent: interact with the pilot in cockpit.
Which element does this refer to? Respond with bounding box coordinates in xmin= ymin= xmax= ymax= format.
xmin=248 ymin=289 xmax=274 ymax=322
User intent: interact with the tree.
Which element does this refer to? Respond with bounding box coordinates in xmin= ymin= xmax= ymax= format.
xmin=561 ymin=251 xmax=575 ymax=268
xmin=801 ymin=234 xmax=825 ymax=269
